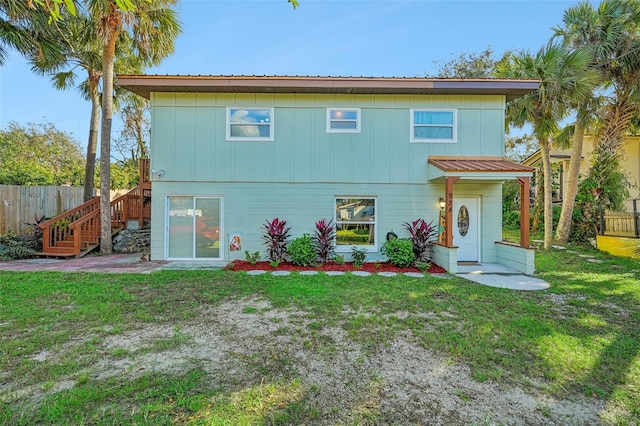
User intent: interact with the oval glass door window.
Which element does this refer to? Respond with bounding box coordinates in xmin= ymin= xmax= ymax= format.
xmin=458 ymin=205 xmax=470 ymax=236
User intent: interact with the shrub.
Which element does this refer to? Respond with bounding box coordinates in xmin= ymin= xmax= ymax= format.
xmin=288 ymin=234 xmax=316 ymax=266
xmin=24 ymin=213 xmax=45 ymax=252
xmin=503 ymin=210 xmax=521 ymax=229
xmin=351 ymin=246 xmax=367 ymax=267
xmin=313 ymin=218 xmax=336 ymax=263
xmin=332 ymin=254 xmax=345 ymax=265
xmin=403 ymin=218 xmax=437 ymax=261
xmin=382 ymin=238 xmax=415 ymax=268
xmin=415 ymin=261 xmax=431 ymax=271
xmin=244 ymin=250 xmax=260 ymax=265
xmin=0 ymin=233 xmax=36 ymax=260
xmin=262 ymin=218 xmax=291 ymax=262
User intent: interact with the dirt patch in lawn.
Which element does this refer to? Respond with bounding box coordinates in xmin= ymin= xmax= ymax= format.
xmin=7 ymin=297 xmax=605 ymax=425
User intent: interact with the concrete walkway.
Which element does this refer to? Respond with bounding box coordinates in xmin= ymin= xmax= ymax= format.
xmin=0 ymin=254 xmax=167 ymax=274
xmin=457 ymin=263 xmax=550 ymax=291
xmin=0 ymin=255 xmax=550 ymax=291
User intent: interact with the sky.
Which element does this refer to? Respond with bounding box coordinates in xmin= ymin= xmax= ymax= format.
xmin=0 ymin=0 xmax=576 ymax=149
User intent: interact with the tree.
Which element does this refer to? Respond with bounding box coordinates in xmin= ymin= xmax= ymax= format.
xmin=87 ymin=0 xmax=181 ymax=254
xmin=113 ymin=91 xmax=150 ymax=161
xmin=505 ymin=134 xmax=539 ymax=163
xmin=434 ymin=47 xmax=508 ymax=78
xmin=30 ymin=10 xmax=147 ymax=202
xmin=496 ymin=43 xmax=596 ymax=249
xmin=0 ymin=0 xmax=64 ymax=65
xmin=552 ymin=0 xmax=639 ymax=243
xmin=0 ymin=122 xmax=84 ymax=185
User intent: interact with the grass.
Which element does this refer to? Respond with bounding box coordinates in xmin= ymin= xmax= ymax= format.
xmin=1 ymin=244 xmax=640 ymax=424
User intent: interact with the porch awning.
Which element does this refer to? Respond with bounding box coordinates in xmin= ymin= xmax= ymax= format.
xmin=428 ymin=156 xmax=533 ymax=181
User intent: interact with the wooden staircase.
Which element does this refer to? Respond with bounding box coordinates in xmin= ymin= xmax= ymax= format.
xmin=38 ymin=159 xmax=151 ymax=258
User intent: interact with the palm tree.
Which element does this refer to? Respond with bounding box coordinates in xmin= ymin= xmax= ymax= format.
xmin=0 ymin=0 xmax=64 ymax=65
xmin=30 ymin=13 xmax=103 ymax=202
xmin=31 ymin=11 xmax=149 ymax=202
xmin=552 ymin=0 xmax=640 ymax=242
xmin=87 ymin=0 xmax=181 ymax=253
xmin=495 ymin=43 xmax=596 ymax=249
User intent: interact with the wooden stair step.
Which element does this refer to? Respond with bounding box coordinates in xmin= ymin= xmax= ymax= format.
xmin=56 ymin=240 xmax=75 ymax=248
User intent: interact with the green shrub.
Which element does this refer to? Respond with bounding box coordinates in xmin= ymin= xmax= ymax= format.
xmin=381 ymin=238 xmax=415 ymax=268
xmin=332 ymin=254 xmax=345 ymax=265
xmin=351 ymin=246 xmax=367 ymax=267
xmin=503 ymin=210 xmax=521 ymax=229
xmin=244 ymin=250 xmax=260 ymax=265
xmin=0 ymin=233 xmax=36 ymax=260
xmin=415 ymin=261 xmax=431 ymax=271
xmin=287 ymin=234 xmax=316 ymax=266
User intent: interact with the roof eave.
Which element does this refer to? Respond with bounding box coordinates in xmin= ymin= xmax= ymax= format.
xmin=116 ymin=75 xmax=540 ymax=100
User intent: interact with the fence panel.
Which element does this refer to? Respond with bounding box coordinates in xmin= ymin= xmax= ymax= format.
xmin=601 ymin=199 xmax=640 ymax=239
xmin=0 ymin=185 xmax=84 ymax=234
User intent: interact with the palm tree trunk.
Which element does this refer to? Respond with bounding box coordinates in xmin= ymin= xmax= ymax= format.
xmin=531 ymin=167 xmax=543 ymax=232
xmin=83 ymin=74 xmax=100 ymax=202
xmin=600 ymin=98 xmax=637 ymax=154
xmin=555 ymin=121 xmax=585 ymax=244
xmin=540 ymin=138 xmax=553 ymax=249
xmin=99 ymin=30 xmax=117 ymax=254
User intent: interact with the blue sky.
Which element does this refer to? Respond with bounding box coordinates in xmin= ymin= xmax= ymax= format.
xmin=0 ymin=0 xmax=575 ymax=148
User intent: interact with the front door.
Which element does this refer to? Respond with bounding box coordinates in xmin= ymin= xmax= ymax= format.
xmin=453 ymin=197 xmax=480 ymax=262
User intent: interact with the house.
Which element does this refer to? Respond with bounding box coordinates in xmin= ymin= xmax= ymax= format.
xmin=118 ymin=76 xmax=538 ymax=274
xmin=522 ymin=136 xmax=640 ymax=210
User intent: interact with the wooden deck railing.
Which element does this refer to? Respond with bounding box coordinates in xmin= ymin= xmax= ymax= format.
xmin=38 ymin=159 xmax=152 ymax=257
xmin=39 ymin=197 xmax=101 ymax=254
xmin=68 ymin=210 xmax=101 ymax=255
xmin=140 ymin=157 xmax=150 ymax=184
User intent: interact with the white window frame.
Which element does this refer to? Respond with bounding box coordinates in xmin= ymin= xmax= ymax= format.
xmin=410 ymin=109 xmax=457 ymax=143
xmin=334 ymin=197 xmax=377 ymax=252
xmin=226 ymin=107 xmax=274 ymax=141
xmin=326 ymin=108 xmax=361 ymax=133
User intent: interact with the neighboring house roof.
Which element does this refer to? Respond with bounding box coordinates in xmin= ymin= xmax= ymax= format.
xmin=521 ymin=149 xmax=575 ymax=167
xmin=117 ymin=75 xmax=539 ymax=101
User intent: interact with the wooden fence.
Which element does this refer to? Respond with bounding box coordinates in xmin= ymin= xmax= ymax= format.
xmin=600 ymin=200 xmax=640 ymax=238
xmin=0 ymin=185 xmax=84 ymax=234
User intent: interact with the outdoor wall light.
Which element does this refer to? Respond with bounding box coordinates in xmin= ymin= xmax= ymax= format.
xmin=439 ymin=197 xmax=446 ymax=209
xmin=152 ymin=169 xmax=165 ymax=177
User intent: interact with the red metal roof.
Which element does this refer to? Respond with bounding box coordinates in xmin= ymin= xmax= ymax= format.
xmin=428 ymin=156 xmax=534 ymax=173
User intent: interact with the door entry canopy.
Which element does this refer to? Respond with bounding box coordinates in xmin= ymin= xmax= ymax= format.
xmin=428 ymin=156 xmax=533 ymax=181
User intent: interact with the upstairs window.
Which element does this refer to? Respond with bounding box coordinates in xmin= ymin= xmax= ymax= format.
xmin=327 ymin=108 xmax=361 ymax=133
xmin=227 ymin=107 xmax=274 ymax=141
xmin=410 ymin=109 xmax=456 ymax=143
xmin=335 ymin=197 xmax=376 ymax=251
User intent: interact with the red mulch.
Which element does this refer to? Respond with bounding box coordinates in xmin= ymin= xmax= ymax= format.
xmin=226 ymin=260 xmax=446 ymax=274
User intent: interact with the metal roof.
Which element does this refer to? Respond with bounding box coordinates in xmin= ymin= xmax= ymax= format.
xmin=116 ymin=75 xmax=539 ymax=100
xmin=428 ymin=156 xmax=534 ymax=173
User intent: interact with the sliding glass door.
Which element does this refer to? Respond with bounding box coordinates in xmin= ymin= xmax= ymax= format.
xmin=167 ymin=196 xmax=222 ymax=259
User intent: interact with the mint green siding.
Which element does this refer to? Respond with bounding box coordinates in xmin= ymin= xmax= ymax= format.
xmin=149 ymin=92 xmax=517 ymax=268
xmin=149 ymin=181 xmax=504 ymax=263
xmin=151 ymin=93 xmax=505 ymax=184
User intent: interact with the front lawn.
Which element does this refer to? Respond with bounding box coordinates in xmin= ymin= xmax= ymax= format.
xmin=1 ymin=246 xmax=639 ymax=424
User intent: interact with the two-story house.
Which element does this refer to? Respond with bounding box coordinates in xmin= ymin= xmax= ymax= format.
xmin=118 ymin=76 xmax=538 ymax=274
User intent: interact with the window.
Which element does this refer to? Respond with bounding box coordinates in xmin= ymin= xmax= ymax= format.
xmin=335 ymin=197 xmax=376 ymax=250
xmin=226 ymin=107 xmax=274 ymax=141
xmin=410 ymin=109 xmax=456 ymax=143
xmin=327 ymin=108 xmax=361 ymax=133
